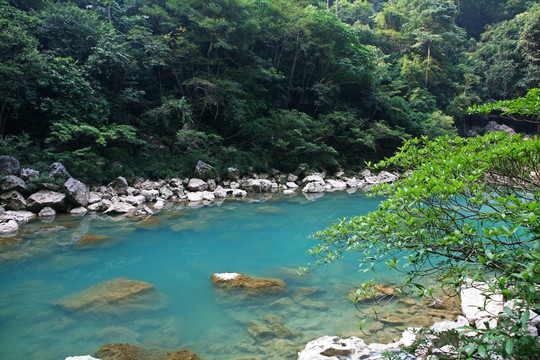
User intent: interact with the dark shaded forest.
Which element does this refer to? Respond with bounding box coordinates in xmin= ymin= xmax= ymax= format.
xmin=1 ymin=0 xmax=539 ymax=182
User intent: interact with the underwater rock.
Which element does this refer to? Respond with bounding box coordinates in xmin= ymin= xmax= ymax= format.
xmin=75 ymin=234 xmax=116 ymax=248
xmin=65 ymin=356 xmax=101 ymax=360
xmin=164 ymin=350 xmax=201 ymax=360
xmin=95 ymin=343 xmax=150 ymax=360
xmin=247 ymin=320 xmax=275 ymax=340
xmin=54 ymin=277 xmax=164 ymax=315
xmin=211 ymin=272 xmax=287 ymax=297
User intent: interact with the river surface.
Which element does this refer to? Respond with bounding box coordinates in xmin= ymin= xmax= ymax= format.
xmin=0 ymin=191 xmax=445 ymax=360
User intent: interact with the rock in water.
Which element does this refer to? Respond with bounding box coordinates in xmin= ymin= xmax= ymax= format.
xmin=95 ymin=343 xmax=150 ymax=360
xmin=164 ymin=350 xmax=202 ymax=360
xmin=63 ymin=178 xmax=89 ymax=207
xmin=53 ymin=278 xmax=166 ymax=315
xmin=211 ymin=272 xmax=287 ymax=298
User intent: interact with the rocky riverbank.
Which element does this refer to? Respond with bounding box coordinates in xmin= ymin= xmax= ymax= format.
xmin=0 ymin=156 xmax=399 ymax=237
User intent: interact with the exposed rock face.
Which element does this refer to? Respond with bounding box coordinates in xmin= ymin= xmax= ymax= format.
xmin=0 ymin=155 xmax=21 ymax=176
xmin=54 ymin=277 xmax=163 ymax=315
xmin=109 ymin=176 xmax=129 ymax=196
xmin=0 ymin=190 xmax=27 ymax=211
xmin=27 ymin=190 xmax=67 ymax=212
xmin=95 ymin=343 xmax=150 ymax=360
xmin=64 ymin=178 xmax=89 ymax=207
xmin=0 ymin=218 xmax=18 ymax=237
xmin=227 ymin=167 xmax=240 ymax=180
xmin=1 ymin=175 xmax=27 ymax=192
xmin=48 ymin=162 xmax=71 ymax=178
xmin=195 ymin=160 xmax=214 ymax=178
xmin=211 ymin=272 xmax=287 ymax=297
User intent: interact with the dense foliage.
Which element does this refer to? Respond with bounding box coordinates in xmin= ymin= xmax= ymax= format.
xmin=306 ymin=132 xmax=540 ymax=359
xmin=1 ymin=0 xmax=538 ymax=182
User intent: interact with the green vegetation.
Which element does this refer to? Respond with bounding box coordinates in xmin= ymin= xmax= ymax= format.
xmin=305 ymin=132 xmax=539 ymax=358
xmin=1 ymin=0 xmax=539 ymax=182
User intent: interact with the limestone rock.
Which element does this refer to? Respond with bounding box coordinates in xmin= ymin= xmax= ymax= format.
xmin=39 ymin=206 xmax=56 ymax=219
xmin=109 ymin=176 xmax=129 ymax=195
xmin=54 ymin=278 xmax=162 ymax=315
xmin=160 ymin=186 xmax=174 ymax=200
xmin=95 ymin=343 xmax=150 ymax=360
xmin=0 ymin=155 xmax=21 ymax=176
xmin=302 ymin=174 xmax=325 ymax=183
xmin=48 ymin=162 xmax=71 ymax=179
xmin=325 ymin=179 xmax=347 ymax=191
xmin=20 ymin=168 xmax=40 ymax=182
xmin=186 ymin=192 xmax=203 ymax=202
xmin=123 ymin=195 xmax=146 ymax=206
xmin=232 ymin=189 xmax=247 ymax=198
xmin=213 ymin=186 xmax=228 ymax=198
xmin=243 ymin=179 xmax=273 ymax=193
xmin=140 ymin=189 xmax=159 ymax=202
xmin=211 ymin=272 xmax=287 ymax=297
xmin=484 ymin=121 xmax=516 ymax=135
xmin=64 ymin=178 xmax=89 ymax=207
xmin=187 ymin=178 xmax=208 ymax=192
xmin=88 ymin=191 xmax=103 ymax=204
xmin=0 ymin=190 xmax=27 ymax=211
xmin=1 ymin=175 xmax=26 ymax=192
xmin=346 ymin=177 xmax=365 ymax=189
xmin=377 ymin=171 xmax=398 ymax=184
xmin=0 ymin=218 xmax=18 ymax=237
xmin=27 ymin=190 xmax=67 ymax=213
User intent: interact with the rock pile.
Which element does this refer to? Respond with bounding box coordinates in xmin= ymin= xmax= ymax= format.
xmin=0 ymin=156 xmax=400 ymax=237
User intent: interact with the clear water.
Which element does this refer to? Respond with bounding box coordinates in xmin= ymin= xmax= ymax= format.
xmin=0 ymin=192 xmax=443 ymax=360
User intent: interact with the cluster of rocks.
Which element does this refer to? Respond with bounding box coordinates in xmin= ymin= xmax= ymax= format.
xmin=0 ymin=157 xmax=399 ymax=237
xmin=297 ymin=279 xmax=540 ymax=359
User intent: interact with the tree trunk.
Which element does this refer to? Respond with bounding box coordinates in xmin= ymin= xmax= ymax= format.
xmin=425 ymin=41 xmax=431 ymax=87
xmin=107 ymin=0 xmax=112 ymax=24
xmin=335 ymin=0 xmax=339 ymax=15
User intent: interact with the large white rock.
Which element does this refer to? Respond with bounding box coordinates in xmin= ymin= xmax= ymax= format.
xmin=302 ymin=181 xmax=326 ymax=193
xmin=140 ymin=189 xmax=159 ymax=202
xmin=213 ymin=186 xmax=228 ymax=198
xmin=377 ymin=171 xmax=398 ymax=183
xmin=103 ymin=201 xmax=136 ymax=214
xmin=123 ymin=195 xmax=147 ymax=206
xmin=0 ymin=218 xmax=18 ymax=236
xmin=188 ymin=178 xmax=208 ymax=191
xmin=302 ymin=174 xmax=325 ymax=184
xmin=325 ymin=179 xmax=347 ymax=191
xmin=297 ymin=333 xmax=417 ymax=360
xmin=232 ymin=189 xmax=247 ymax=198
xmin=187 ymin=192 xmax=204 ymax=202
xmin=243 ymin=179 xmax=273 ymax=192
xmin=202 ymin=191 xmax=215 ymax=201
xmin=460 ymin=280 xmax=504 ymax=329
xmin=27 ymin=190 xmax=67 ymax=212
xmin=1 ymin=210 xmax=36 ymax=224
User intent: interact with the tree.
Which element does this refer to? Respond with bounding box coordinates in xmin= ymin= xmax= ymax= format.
xmin=304 ymin=132 xmax=540 ymax=359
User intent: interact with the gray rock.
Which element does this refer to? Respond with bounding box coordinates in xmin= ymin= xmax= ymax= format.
xmin=139 ymin=179 xmax=159 ymax=190
xmin=287 ymin=173 xmax=298 ymax=182
xmin=195 ymin=160 xmax=214 ymax=178
xmin=123 ymin=195 xmax=147 ymax=206
xmin=302 ymin=174 xmax=325 ymax=183
xmin=20 ymin=168 xmax=40 ymax=182
xmin=70 ymin=207 xmax=88 ymax=216
xmin=0 ymin=210 xmax=36 ymax=224
xmin=188 ymin=178 xmax=208 ymax=191
xmin=159 ymin=186 xmax=174 ymax=200
xmin=243 ymin=179 xmax=273 ymax=192
xmin=87 ymin=199 xmax=112 ymax=212
xmin=302 ymin=181 xmax=326 ymax=193
xmin=48 ymin=162 xmax=71 ymax=179
xmin=325 ymin=179 xmax=347 ymax=191
xmin=109 ymin=176 xmax=129 ymax=195
xmin=186 ymin=192 xmax=204 ymax=202
xmin=0 ymin=218 xmax=18 ymax=236
xmin=484 ymin=121 xmax=516 ymax=135
xmin=27 ymin=190 xmax=67 ymax=213
xmin=88 ymin=191 xmax=102 ymax=204
xmin=39 ymin=207 xmax=56 ymax=219
xmin=232 ymin=189 xmax=247 ymax=198
xmin=1 ymin=175 xmax=27 ymax=192
xmin=63 ymin=178 xmax=89 ymax=207
xmin=0 ymin=155 xmax=21 ymax=176
xmin=213 ymin=186 xmax=228 ymax=198
xmin=140 ymin=189 xmax=159 ymax=202
xmin=377 ymin=171 xmax=398 ymax=184
xmin=104 ymin=201 xmax=136 ymax=214
xmin=207 ymin=179 xmax=216 ymax=191
xmin=0 ymin=191 xmax=27 ymax=211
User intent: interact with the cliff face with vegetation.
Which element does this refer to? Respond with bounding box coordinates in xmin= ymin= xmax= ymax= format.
xmin=1 ymin=0 xmax=539 ymax=182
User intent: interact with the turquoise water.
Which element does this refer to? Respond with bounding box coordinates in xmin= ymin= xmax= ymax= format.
xmin=0 ymin=192 xmax=415 ymax=360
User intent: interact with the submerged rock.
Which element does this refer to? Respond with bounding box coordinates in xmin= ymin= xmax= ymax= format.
xmin=95 ymin=343 xmax=150 ymax=360
xmin=349 ymin=284 xmax=400 ymax=303
xmin=211 ymin=272 xmax=287 ymax=297
xmin=54 ymin=277 xmax=165 ymax=315
xmin=164 ymin=350 xmax=201 ymax=360
xmin=75 ymin=234 xmax=116 ymax=248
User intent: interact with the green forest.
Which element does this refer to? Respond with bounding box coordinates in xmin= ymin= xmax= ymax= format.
xmin=1 ymin=0 xmax=539 ymax=182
